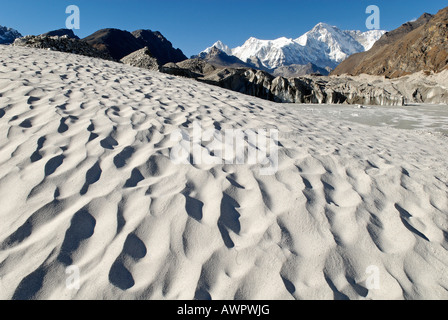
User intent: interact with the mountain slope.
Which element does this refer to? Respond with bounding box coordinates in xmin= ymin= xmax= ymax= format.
xmin=131 ymin=30 xmax=187 ymax=65
xmin=332 ymin=9 xmax=447 ymax=78
xmin=0 ymin=25 xmax=22 ymax=44
xmin=83 ymin=28 xmax=144 ymax=61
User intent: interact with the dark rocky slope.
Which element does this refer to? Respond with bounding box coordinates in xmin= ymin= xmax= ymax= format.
xmin=83 ymin=28 xmax=187 ymax=64
xmin=131 ymin=30 xmax=186 ymax=65
xmin=83 ymin=28 xmax=144 ymax=61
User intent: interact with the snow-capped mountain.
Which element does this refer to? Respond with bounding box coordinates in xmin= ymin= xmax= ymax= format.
xmin=200 ymin=23 xmax=385 ymax=71
xmin=0 ymin=25 xmax=22 ymax=44
xmin=295 ymin=23 xmax=366 ymax=65
xmin=200 ymin=40 xmax=232 ymax=57
xmin=346 ymin=29 xmax=387 ymax=51
xmin=232 ymin=37 xmax=311 ymax=70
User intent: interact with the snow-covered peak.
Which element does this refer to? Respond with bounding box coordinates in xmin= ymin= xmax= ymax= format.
xmin=347 ymin=29 xmax=386 ymax=51
xmin=247 ymin=37 xmax=259 ymax=42
xmin=313 ymin=22 xmax=337 ymax=31
xmin=232 ymin=36 xmax=303 ymax=70
xmin=0 ymin=25 xmax=22 ymax=44
xmin=297 ymin=23 xmax=366 ymax=63
xmin=200 ymin=40 xmax=232 ymax=56
xmin=296 ymin=23 xmax=333 ymax=45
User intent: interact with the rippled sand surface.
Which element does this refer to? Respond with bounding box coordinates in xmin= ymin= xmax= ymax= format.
xmin=0 ymin=46 xmax=447 ymax=300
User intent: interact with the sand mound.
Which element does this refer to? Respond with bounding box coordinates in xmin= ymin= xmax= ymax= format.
xmin=0 ymin=46 xmax=447 ymax=300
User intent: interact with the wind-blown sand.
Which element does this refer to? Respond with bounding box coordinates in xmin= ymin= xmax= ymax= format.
xmin=0 ymin=45 xmax=447 ymax=300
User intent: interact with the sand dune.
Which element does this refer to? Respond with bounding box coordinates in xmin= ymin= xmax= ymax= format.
xmin=0 ymin=46 xmax=447 ymax=300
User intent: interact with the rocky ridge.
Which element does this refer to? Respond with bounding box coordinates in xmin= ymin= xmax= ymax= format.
xmin=41 ymin=29 xmax=80 ymax=39
xmin=83 ymin=28 xmax=187 ymax=64
xmin=12 ymin=35 xmax=114 ymax=60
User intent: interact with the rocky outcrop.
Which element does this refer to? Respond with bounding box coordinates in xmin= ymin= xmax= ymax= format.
xmin=41 ymin=29 xmax=80 ymax=39
xmin=13 ymin=35 xmax=113 ymax=60
xmin=161 ymin=58 xmax=218 ymax=78
xmin=120 ymin=47 xmax=160 ymax=71
xmin=332 ymin=8 xmax=448 ymax=78
xmin=131 ymin=30 xmax=187 ymax=65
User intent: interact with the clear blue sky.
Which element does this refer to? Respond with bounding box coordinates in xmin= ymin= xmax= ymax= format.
xmin=1 ymin=0 xmax=446 ymax=57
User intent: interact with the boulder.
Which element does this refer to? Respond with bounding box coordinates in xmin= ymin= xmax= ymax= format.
xmin=120 ymin=47 xmax=160 ymax=71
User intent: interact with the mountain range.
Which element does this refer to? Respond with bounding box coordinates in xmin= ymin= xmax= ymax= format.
xmin=196 ymin=45 xmax=331 ymax=77
xmin=3 ymin=4 xmax=447 ymax=95
xmin=1 ymin=22 xmax=385 ymax=77
xmin=200 ymin=23 xmax=385 ymax=75
xmin=162 ymin=6 xmax=448 ymax=106
xmin=2 ymin=25 xmax=187 ymax=65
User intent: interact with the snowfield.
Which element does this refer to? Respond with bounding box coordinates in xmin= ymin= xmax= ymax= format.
xmin=0 ymin=46 xmax=447 ymax=300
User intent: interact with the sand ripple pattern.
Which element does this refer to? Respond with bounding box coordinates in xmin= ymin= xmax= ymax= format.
xmin=0 ymin=46 xmax=447 ymax=300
